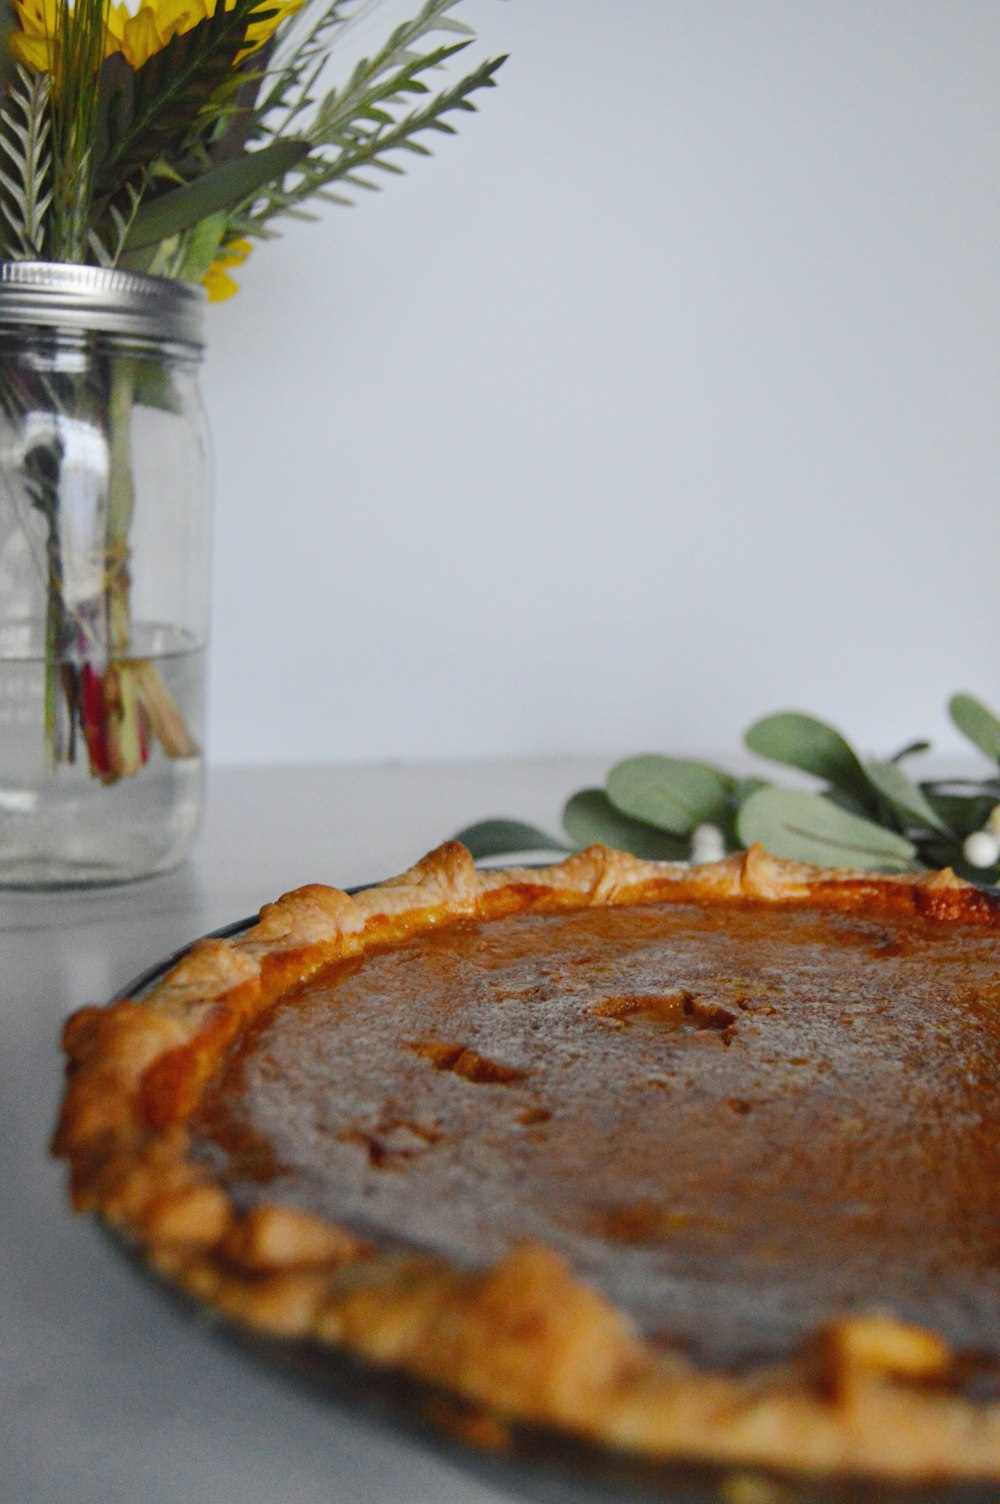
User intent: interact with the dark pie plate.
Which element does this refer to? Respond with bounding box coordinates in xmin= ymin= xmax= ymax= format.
xmin=95 ymin=909 xmax=998 ymax=1504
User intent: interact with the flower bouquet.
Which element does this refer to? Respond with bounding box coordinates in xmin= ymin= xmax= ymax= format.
xmin=0 ymin=0 xmax=502 ymax=880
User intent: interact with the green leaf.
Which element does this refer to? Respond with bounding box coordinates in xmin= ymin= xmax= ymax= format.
xmin=606 ymin=756 xmax=733 ymax=836
xmin=176 ymin=209 xmax=228 ymax=280
xmin=46 ymin=0 xmax=107 ymax=261
xmin=864 ymin=759 xmax=948 ymax=834
xmin=736 ymin=787 xmax=917 ymax=870
xmin=240 ymin=45 xmax=505 ymax=236
xmin=0 ymin=67 xmax=52 ymax=261
xmin=923 ymin=785 xmax=1000 ymax=839
xmin=563 ymin=789 xmax=687 ymax=860
xmin=122 ymin=137 xmax=308 ymax=251
xmin=452 ymin=819 xmax=569 ymax=861
xmin=734 ymin=776 xmax=769 ymax=802
xmin=744 ymin=712 xmax=876 ymax=811
xmin=132 ymin=359 xmax=182 ymax=414
xmin=889 ymin=739 xmax=931 ymax=764
xmin=916 ymin=834 xmax=992 ymax=881
xmin=949 ymin=693 xmax=1000 ymax=764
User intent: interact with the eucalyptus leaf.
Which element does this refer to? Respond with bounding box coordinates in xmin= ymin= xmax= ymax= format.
xmin=606 ymin=756 xmax=733 ymax=836
xmin=889 ymin=739 xmax=931 ymax=764
xmin=734 ymin=776 xmax=769 ymax=802
xmin=821 ymin=787 xmax=877 ymax=819
xmin=737 ymin=787 xmax=916 ymax=870
xmin=563 ymin=789 xmax=687 ymax=860
xmin=864 ymin=759 xmax=948 ymax=834
xmin=744 ymin=712 xmax=876 ymax=811
xmin=922 ymin=788 xmax=999 ymax=839
xmin=452 ymin=818 xmax=568 ymax=862
xmin=949 ymin=693 xmax=1000 ymax=765
xmin=917 ymin=836 xmax=997 ymax=885
xmin=717 ymin=777 xmax=765 ymax=841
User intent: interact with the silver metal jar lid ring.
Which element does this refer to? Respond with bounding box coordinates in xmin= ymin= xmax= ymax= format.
xmin=0 ymin=262 xmax=206 ymax=348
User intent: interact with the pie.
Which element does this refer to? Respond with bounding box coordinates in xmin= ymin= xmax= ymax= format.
xmin=54 ymin=841 xmax=1000 ymax=1482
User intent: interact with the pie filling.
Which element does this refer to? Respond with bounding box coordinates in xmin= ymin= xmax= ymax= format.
xmin=189 ymin=899 xmax=1000 ymax=1372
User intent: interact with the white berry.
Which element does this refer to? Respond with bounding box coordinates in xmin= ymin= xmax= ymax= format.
xmin=690 ymin=823 xmax=726 ymax=865
xmin=963 ymin=830 xmax=1000 ymax=868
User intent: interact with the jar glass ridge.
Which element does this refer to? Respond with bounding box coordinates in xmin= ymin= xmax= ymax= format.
xmin=0 ymin=263 xmax=211 ymax=886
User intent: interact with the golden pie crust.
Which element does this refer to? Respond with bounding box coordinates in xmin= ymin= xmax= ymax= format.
xmin=54 ymin=842 xmax=1000 ymax=1481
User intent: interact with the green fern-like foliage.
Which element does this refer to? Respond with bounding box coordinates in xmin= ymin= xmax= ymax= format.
xmin=237 ymin=0 xmax=502 ymax=230
xmin=253 ymin=0 xmax=355 ymax=137
xmin=0 ymin=66 xmax=53 ymax=259
xmin=237 ymin=49 xmax=503 ymax=235
xmin=88 ymin=179 xmax=143 ymax=266
xmin=0 ymin=0 xmax=504 ymax=277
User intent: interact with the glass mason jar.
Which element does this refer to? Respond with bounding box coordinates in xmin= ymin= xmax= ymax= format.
xmin=0 ymin=263 xmax=211 ymax=887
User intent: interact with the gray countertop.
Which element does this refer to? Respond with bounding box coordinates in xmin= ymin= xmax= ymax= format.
xmin=2 ymin=756 xmax=608 ymax=1504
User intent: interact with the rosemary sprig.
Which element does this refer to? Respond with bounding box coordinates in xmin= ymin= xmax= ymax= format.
xmin=88 ymin=180 xmax=143 ymax=267
xmin=269 ymin=0 xmax=492 ymax=172
xmin=234 ymin=49 xmax=503 ymax=235
xmin=253 ymin=0 xmax=357 ymax=137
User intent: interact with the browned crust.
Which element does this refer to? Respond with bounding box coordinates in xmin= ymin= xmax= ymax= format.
xmin=53 ymin=843 xmax=1000 ymax=1479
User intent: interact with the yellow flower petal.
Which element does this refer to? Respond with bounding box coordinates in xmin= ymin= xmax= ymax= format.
xmin=102 ymin=1 xmax=132 ymax=52
xmin=202 ymin=266 xmax=239 ymax=302
xmin=10 ymin=0 xmax=58 ymax=68
xmin=203 ymin=239 xmax=251 ymax=302
xmin=242 ymin=0 xmax=303 ymax=52
xmin=8 ymin=30 xmax=52 ymax=68
xmin=12 ymin=0 xmax=57 ymax=34
xmin=10 ymin=0 xmax=303 ymax=73
xmin=119 ymin=8 xmax=167 ymax=68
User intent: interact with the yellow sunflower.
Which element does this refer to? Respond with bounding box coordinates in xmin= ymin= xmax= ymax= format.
xmin=10 ymin=0 xmax=302 ymax=73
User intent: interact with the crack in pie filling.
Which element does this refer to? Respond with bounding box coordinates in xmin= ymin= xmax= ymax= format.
xmin=55 ymin=842 xmax=1000 ymax=1481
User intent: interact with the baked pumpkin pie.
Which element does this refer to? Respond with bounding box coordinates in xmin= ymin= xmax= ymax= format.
xmin=54 ymin=842 xmax=1000 ymax=1482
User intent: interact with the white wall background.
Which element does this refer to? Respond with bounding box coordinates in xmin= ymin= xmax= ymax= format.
xmin=201 ymin=0 xmax=1000 ymax=769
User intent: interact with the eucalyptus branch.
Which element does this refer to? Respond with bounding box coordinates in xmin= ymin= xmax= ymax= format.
xmin=455 ymin=698 xmax=1000 ymax=889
